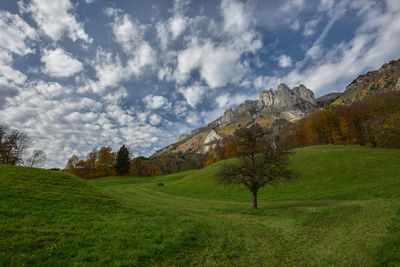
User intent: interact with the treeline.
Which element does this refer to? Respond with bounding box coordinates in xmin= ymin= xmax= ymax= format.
xmin=0 ymin=124 xmax=46 ymax=167
xmin=65 ymin=145 xmax=205 ymax=179
xmin=280 ymin=90 xmax=400 ymax=148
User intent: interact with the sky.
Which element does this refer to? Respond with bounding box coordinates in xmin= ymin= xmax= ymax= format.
xmin=1 ymin=0 xmax=400 ymax=168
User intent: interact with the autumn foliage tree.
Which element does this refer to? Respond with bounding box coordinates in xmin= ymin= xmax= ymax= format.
xmin=65 ymin=146 xmax=116 ymax=178
xmin=97 ymin=147 xmax=116 ymax=177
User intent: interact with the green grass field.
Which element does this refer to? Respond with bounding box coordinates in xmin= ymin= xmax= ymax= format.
xmin=1 ymin=145 xmax=400 ymax=266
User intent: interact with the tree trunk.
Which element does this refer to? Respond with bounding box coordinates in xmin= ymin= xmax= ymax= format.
xmin=252 ymin=191 xmax=258 ymax=209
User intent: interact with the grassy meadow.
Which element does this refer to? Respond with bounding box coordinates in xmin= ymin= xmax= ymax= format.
xmin=1 ymin=145 xmax=400 ymax=266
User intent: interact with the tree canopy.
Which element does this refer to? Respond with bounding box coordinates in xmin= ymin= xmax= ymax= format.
xmin=218 ymin=124 xmax=292 ymax=209
xmin=116 ymin=145 xmax=130 ymax=176
xmin=0 ymin=124 xmax=33 ymax=165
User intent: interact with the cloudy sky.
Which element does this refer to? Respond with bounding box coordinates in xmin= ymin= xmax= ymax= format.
xmin=1 ymin=0 xmax=400 ymax=167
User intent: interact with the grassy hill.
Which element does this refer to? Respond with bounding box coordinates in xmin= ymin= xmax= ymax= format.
xmin=1 ymin=145 xmax=400 ymax=265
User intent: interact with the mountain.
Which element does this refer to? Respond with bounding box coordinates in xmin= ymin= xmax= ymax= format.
xmin=153 ymin=83 xmax=317 ymax=157
xmin=154 ymin=58 xmax=400 ymax=158
xmin=334 ymin=58 xmax=400 ymax=104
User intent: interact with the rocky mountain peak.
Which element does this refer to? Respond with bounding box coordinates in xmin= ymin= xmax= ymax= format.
xmin=208 ymin=83 xmax=316 ymax=128
xmin=258 ymin=83 xmax=315 ymax=112
xmin=277 ymin=83 xmax=290 ymax=91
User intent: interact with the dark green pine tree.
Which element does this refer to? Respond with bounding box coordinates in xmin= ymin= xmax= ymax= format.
xmin=116 ymin=145 xmax=130 ymax=176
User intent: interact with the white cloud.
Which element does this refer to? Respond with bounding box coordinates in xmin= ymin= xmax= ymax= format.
xmin=127 ymin=43 xmax=155 ymax=76
xmin=106 ymin=8 xmax=156 ymax=76
xmin=20 ymin=0 xmax=91 ymax=43
xmin=149 ymin=114 xmax=162 ymax=125
xmin=303 ymin=18 xmax=320 ymax=36
xmin=0 ymin=83 xmax=18 ymax=108
xmin=158 ymin=66 xmax=174 ymax=82
xmin=289 ymin=20 xmax=300 ymax=31
xmin=173 ymin=0 xmax=190 ymax=14
xmin=173 ymin=101 xmax=188 ymax=117
xmin=170 ymin=15 xmax=187 ymax=39
xmin=0 ymin=51 xmax=27 ymax=85
xmin=156 ymin=22 xmax=169 ymax=49
xmin=221 ymin=0 xmax=251 ymax=34
xmin=171 ymin=0 xmax=262 ymax=107
xmin=143 ymin=95 xmax=170 ymax=110
xmin=281 ymin=0 xmax=305 ymax=12
xmin=83 ymin=49 xmax=130 ymax=94
xmin=215 ymin=93 xmax=248 ymax=109
xmin=306 ymin=44 xmax=323 ymax=60
xmin=0 ymin=11 xmax=37 ymax=91
xmin=155 ymin=15 xmax=188 ymax=49
xmin=33 ymin=80 xmax=64 ymax=97
xmin=278 ymin=55 xmax=293 ymax=68
xmin=319 ymin=0 xmax=334 ymax=12
xmin=175 ymin=40 xmax=246 ymax=88
xmin=178 ymin=84 xmax=208 ymax=107
xmin=105 ymin=8 xmax=144 ymax=53
xmin=41 ymin=48 xmax=83 ymax=78
xmin=185 ymin=111 xmax=200 ymax=125
xmin=0 ymin=10 xmax=37 ymax=56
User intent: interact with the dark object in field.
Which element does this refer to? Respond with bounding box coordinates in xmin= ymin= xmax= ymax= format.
xmin=157 ymin=183 xmax=164 ymax=186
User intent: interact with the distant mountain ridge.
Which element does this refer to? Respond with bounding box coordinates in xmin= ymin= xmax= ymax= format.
xmin=153 ymin=58 xmax=400 ymax=157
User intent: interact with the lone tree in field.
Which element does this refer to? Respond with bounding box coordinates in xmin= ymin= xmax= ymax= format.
xmin=116 ymin=145 xmax=130 ymax=176
xmin=218 ymin=123 xmax=292 ymax=209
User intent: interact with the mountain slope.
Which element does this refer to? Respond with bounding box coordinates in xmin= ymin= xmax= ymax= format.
xmin=335 ymin=58 xmax=400 ymax=104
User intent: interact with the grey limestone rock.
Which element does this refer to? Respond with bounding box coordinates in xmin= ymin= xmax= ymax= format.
xmin=204 ymin=129 xmax=222 ymax=144
xmin=210 ymin=83 xmax=317 ymax=127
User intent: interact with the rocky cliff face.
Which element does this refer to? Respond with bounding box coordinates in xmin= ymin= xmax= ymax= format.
xmin=210 ymin=83 xmax=316 ymax=128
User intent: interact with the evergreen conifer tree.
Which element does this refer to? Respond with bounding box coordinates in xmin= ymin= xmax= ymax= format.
xmin=116 ymin=145 xmax=130 ymax=175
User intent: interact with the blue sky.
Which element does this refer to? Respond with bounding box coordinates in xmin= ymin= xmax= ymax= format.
xmin=1 ymin=0 xmax=400 ymax=167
